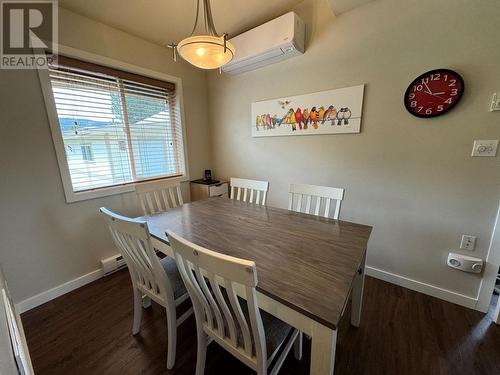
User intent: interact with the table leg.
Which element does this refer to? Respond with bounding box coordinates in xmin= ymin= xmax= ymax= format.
xmin=351 ymin=254 xmax=366 ymax=327
xmin=310 ymin=321 xmax=337 ymax=375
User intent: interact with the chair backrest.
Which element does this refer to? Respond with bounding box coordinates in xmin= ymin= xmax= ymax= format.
xmin=135 ymin=178 xmax=184 ymax=215
xmin=168 ymin=231 xmax=266 ymax=371
xmin=230 ymin=177 xmax=269 ymax=206
xmin=288 ymin=183 xmax=344 ymax=219
xmin=100 ymin=207 xmax=174 ymax=305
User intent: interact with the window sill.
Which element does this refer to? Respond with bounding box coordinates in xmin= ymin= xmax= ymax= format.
xmin=64 ymin=175 xmax=189 ymax=203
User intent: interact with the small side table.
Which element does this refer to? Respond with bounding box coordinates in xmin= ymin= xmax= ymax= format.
xmin=190 ymin=179 xmax=228 ymax=201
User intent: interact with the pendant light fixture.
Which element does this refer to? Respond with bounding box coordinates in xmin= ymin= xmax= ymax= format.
xmin=168 ymin=0 xmax=235 ymax=70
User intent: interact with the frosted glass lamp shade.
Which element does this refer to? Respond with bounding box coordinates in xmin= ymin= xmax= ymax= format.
xmin=177 ymin=35 xmax=235 ymax=70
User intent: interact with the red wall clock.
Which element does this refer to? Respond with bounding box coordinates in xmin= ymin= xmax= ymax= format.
xmin=404 ymin=69 xmax=464 ymax=118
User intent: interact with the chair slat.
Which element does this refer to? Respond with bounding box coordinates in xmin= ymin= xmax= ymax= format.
xmin=314 ymin=196 xmax=321 ymax=216
xmin=146 ymin=194 xmax=155 ymax=214
xmin=324 ymin=198 xmax=331 ymax=218
xmin=305 ymin=195 xmax=312 ymax=214
xmin=296 ymin=194 xmax=303 ymax=212
xmin=211 ymin=277 xmax=237 ymax=346
xmin=176 ymin=186 xmax=183 ymax=205
xmin=333 ymin=200 xmax=341 ymax=220
xmin=227 ymin=282 xmax=253 ymax=356
xmin=153 ymin=191 xmax=163 ymax=212
xmin=161 ymin=189 xmax=171 ymax=209
xmin=288 ymin=183 xmax=344 ymax=220
xmin=186 ymin=262 xmax=214 ymax=330
xmin=288 ymin=193 xmax=294 ymax=210
xmin=135 ymin=178 xmax=183 ymax=215
xmin=195 ymin=267 xmax=224 ymax=336
xmin=169 ymin=188 xmax=177 ymax=208
xmin=230 ymin=178 xmax=269 ymax=206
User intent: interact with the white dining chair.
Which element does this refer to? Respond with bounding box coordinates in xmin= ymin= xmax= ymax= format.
xmin=168 ymin=230 xmax=302 ymax=375
xmin=135 ymin=178 xmax=183 ymax=215
xmin=100 ymin=207 xmax=192 ymax=370
xmin=288 ymin=183 xmax=344 ymax=219
xmin=230 ymin=177 xmax=269 ymax=206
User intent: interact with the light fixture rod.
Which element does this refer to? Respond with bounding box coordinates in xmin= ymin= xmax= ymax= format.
xmin=189 ymin=0 xmax=219 ymax=37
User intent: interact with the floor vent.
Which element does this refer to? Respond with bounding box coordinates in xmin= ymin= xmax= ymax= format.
xmin=101 ymin=254 xmax=127 ymax=276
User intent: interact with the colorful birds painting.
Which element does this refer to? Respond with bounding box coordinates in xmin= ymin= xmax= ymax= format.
xmin=255 ymin=105 xmax=352 ymax=132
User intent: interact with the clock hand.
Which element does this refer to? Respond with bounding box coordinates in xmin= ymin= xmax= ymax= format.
xmin=431 ymin=93 xmax=446 ymax=100
xmin=422 ymin=87 xmax=446 ymax=100
xmin=422 ymin=81 xmax=433 ymax=95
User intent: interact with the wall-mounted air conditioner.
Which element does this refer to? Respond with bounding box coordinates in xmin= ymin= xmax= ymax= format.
xmin=222 ymin=12 xmax=305 ymax=75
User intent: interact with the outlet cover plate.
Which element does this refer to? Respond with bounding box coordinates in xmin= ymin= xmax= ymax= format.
xmin=460 ymin=234 xmax=477 ymax=251
xmin=471 ymin=140 xmax=498 ymax=157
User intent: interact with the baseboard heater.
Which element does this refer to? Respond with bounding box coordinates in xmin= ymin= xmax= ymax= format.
xmin=101 ymin=249 xmax=163 ymax=276
xmin=100 ymin=254 xmax=127 ymax=275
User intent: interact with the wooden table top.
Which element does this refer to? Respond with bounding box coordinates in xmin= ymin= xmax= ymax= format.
xmin=144 ymin=198 xmax=372 ymax=329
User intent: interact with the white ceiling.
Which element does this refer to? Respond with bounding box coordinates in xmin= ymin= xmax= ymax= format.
xmin=59 ymin=0 xmax=304 ymax=46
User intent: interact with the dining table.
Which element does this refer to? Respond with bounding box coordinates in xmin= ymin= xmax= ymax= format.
xmin=144 ymin=197 xmax=372 ymax=374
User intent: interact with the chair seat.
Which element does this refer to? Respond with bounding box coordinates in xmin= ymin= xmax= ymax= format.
xmin=222 ymin=291 xmax=292 ymax=358
xmin=160 ymin=257 xmax=187 ymax=300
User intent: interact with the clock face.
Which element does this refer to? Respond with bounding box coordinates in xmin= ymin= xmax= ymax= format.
xmin=404 ymin=69 xmax=464 ymax=118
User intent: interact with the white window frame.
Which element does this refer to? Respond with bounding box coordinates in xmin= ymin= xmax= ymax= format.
xmin=37 ymin=44 xmax=190 ymax=203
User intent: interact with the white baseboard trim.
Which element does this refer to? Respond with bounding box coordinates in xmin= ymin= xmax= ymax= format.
xmin=16 ymin=269 xmax=103 ymax=314
xmin=16 ymin=264 xmax=480 ymax=314
xmin=366 ymin=266 xmax=478 ymax=310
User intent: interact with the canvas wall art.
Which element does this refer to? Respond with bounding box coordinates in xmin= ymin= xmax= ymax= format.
xmin=251 ymin=84 xmax=365 ymax=137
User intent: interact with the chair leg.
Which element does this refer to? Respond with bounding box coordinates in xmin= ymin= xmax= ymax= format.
xmin=166 ymin=306 xmax=177 ymax=369
xmin=195 ymin=327 xmax=207 ymax=375
xmin=294 ymin=331 xmax=303 ymax=360
xmin=132 ymin=288 xmax=142 ymax=335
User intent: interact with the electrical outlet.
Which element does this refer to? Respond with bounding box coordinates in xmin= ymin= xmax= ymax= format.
xmin=460 ymin=234 xmax=477 ymax=251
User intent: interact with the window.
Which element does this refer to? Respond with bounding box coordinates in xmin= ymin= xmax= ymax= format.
xmin=80 ymin=145 xmax=94 ymax=162
xmin=45 ymin=56 xmax=185 ymax=199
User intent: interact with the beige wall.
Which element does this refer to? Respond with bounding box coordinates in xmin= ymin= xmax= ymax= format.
xmin=208 ymin=0 xmax=500 ymax=298
xmin=1 ymin=0 xmax=499 ymax=305
xmin=0 ymin=8 xmax=211 ymax=302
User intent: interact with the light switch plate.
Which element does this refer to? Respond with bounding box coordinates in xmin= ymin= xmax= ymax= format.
xmin=471 ymin=140 xmax=498 ymax=157
xmin=490 ymin=93 xmax=500 ymax=111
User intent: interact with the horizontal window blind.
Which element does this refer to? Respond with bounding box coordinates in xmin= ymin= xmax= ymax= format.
xmin=47 ymin=58 xmax=184 ymax=193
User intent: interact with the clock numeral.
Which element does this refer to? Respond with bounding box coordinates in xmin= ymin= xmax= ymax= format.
xmin=425 ymin=108 xmax=433 ymax=115
xmin=445 ymin=98 xmax=453 ymax=104
xmin=413 ymin=84 xmax=423 ymax=92
xmin=421 ymin=78 xmax=429 ymax=84
xmin=417 ymin=106 xmax=424 ymax=112
xmin=409 ymin=93 xmax=415 ymax=100
xmin=437 ymin=105 xmax=444 ymax=112
xmin=451 ymin=89 xmax=458 ymax=96
xmin=410 ymin=101 xmax=417 ymax=108
xmin=430 ymin=73 xmax=440 ymax=81
xmin=448 ymin=79 xmax=456 ymax=87
xmin=443 ymin=74 xmax=448 ymax=81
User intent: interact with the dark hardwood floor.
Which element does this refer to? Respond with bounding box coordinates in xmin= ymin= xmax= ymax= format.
xmin=22 ymin=270 xmax=500 ymax=375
